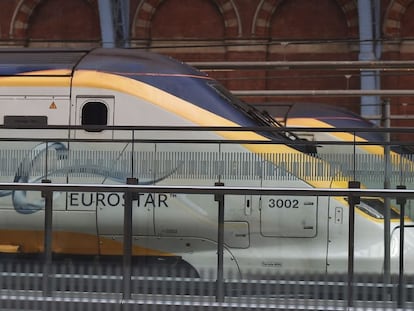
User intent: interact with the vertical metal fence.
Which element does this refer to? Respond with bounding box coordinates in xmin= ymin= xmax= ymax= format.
xmin=0 ymin=183 xmax=413 ymax=310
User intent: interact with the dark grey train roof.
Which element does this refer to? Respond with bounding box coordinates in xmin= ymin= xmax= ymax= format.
xmin=0 ymin=49 xmax=88 ymax=75
xmin=0 ymin=48 xmax=205 ymax=77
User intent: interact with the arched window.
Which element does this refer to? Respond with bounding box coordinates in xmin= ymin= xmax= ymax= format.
xmin=81 ymin=102 xmax=108 ymax=132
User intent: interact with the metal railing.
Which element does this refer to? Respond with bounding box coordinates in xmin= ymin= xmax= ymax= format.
xmin=0 ymin=182 xmax=414 ymax=310
xmin=0 ymin=125 xmax=413 ymax=310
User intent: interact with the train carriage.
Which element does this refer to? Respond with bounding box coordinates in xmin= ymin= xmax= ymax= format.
xmin=0 ymin=48 xmax=412 ymax=278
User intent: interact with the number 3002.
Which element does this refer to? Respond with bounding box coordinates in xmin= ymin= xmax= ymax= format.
xmin=268 ymin=198 xmax=299 ymax=208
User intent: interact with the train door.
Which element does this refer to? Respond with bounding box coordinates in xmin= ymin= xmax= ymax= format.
xmin=63 ymin=96 xmax=117 ymax=255
xmin=259 ymin=152 xmax=328 ymax=273
xmin=70 ymin=96 xmax=155 ymax=255
xmin=259 ymin=191 xmax=326 ymax=272
xmin=67 ymin=96 xmax=116 ymax=201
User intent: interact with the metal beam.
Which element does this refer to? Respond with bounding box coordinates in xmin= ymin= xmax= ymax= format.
xmin=98 ymin=0 xmax=116 ymax=48
xmin=113 ymin=0 xmax=130 ymax=47
xmin=189 ymin=60 xmax=414 ymax=70
xmin=98 ymin=0 xmax=130 ymax=48
xmin=358 ymin=0 xmax=380 ymax=120
xmin=231 ymin=89 xmax=414 ymax=96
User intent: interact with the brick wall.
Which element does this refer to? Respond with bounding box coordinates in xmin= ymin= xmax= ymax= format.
xmin=0 ymin=0 xmax=413 ymax=123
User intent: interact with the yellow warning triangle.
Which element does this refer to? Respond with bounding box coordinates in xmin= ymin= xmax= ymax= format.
xmin=49 ymin=102 xmax=57 ymax=109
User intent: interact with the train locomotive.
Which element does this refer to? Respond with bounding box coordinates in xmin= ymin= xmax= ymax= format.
xmin=269 ymin=103 xmax=414 ymax=217
xmin=0 ymin=48 xmax=412 ymax=278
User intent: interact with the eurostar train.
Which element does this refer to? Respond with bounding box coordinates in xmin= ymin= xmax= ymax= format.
xmin=269 ymin=103 xmax=414 ymax=187
xmin=0 ymin=48 xmax=412 ymax=278
xmin=268 ymin=102 xmax=399 ymax=155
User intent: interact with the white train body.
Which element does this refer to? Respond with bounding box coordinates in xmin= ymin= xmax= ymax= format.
xmin=0 ymin=49 xmax=412 ymax=278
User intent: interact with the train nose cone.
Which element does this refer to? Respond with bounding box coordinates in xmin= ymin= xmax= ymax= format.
xmin=390 ymin=225 xmax=414 ymax=275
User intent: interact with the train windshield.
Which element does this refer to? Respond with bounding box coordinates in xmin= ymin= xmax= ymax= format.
xmin=207 ymin=82 xmax=316 ymax=153
xmin=356 ymin=198 xmax=400 ymax=219
xmin=208 ymin=82 xmax=283 ymax=127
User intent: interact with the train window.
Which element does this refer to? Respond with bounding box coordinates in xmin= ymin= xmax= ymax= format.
xmin=81 ymin=102 xmax=107 ymax=132
xmin=207 ymin=82 xmax=316 ymax=154
xmin=354 ymin=198 xmax=399 ymax=219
